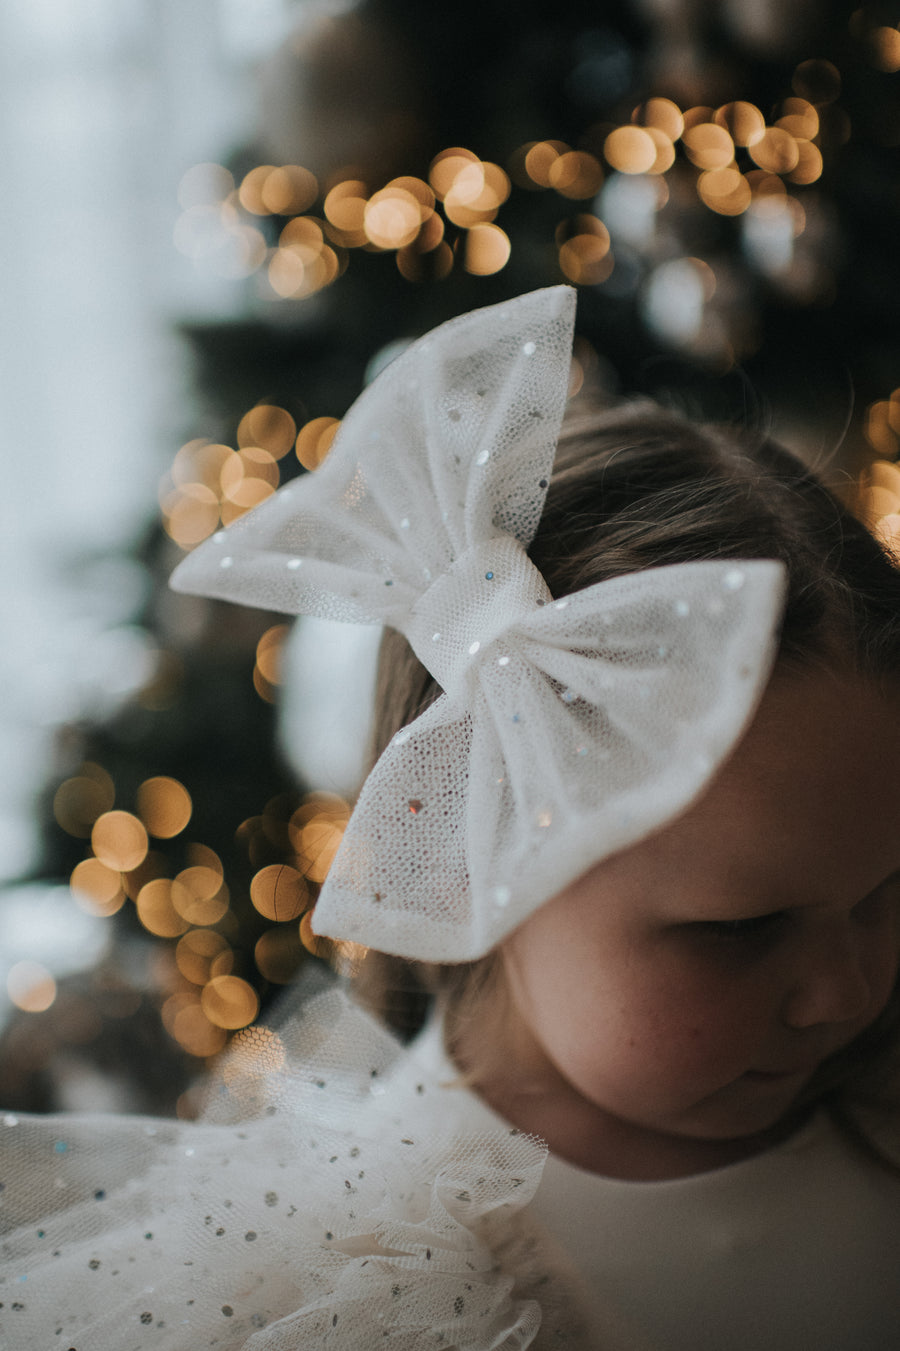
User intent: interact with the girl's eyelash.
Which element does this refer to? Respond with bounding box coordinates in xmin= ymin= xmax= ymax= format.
xmin=690 ymin=912 xmax=785 ymax=941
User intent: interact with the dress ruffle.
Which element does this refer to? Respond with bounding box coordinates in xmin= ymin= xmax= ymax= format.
xmin=0 ymin=989 xmax=594 ymax=1349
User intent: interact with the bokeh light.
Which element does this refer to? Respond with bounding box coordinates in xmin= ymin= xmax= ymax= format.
xmin=249 ymin=863 xmax=308 ymax=922
xmin=255 ymin=625 xmax=290 ymax=686
xmin=171 ymin=1002 xmax=228 ymax=1057
xmin=323 ymin=180 xmax=369 ymax=244
xmin=604 ymin=126 xmax=658 ymax=175
xmin=397 ymin=238 xmax=454 ymax=282
xmin=519 ymin=140 xmax=571 ymax=188
xmin=787 ymin=142 xmax=823 ymax=185
xmin=223 ymin=1025 xmax=286 ymax=1082
xmin=8 ymin=961 xmax=57 ymax=1013
xmin=175 ymin=929 xmax=233 ymax=985
xmin=201 ymin=974 xmax=259 ymax=1029
xmin=295 ymin=416 xmax=341 ymax=470
xmin=259 ymin=164 xmax=318 ymax=216
xmin=239 ymin=165 xmax=278 ymax=215
xmin=865 ymin=396 xmax=900 ymax=457
xmin=698 ymin=167 xmax=752 ymax=216
xmin=714 ymin=102 xmax=765 ymax=148
xmin=681 ymin=122 xmax=735 ymax=170
xmin=136 ymin=877 xmax=190 ymax=938
xmin=463 ymin=223 xmax=511 ymax=275
xmin=364 ymin=186 xmax=423 ymax=248
xmin=91 ymin=811 xmax=149 ymax=873
xmin=775 ymin=98 xmax=818 ymax=141
xmin=171 ymin=863 xmax=229 ymax=926
xmin=290 ymin=792 xmax=350 ymax=885
xmin=428 ymin=147 xmax=481 ymax=200
xmin=70 ymin=857 xmax=126 ymax=917
xmin=237 ymin=405 xmax=297 ymax=459
xmin=268 ymin=237 xmax=340 ymax=300
xmin=254 ymin=927 xmax=305 ymax=983
xmin=867 ymin=26 xmax=900 ymax=73
xmin=632 ymin=97 xmax=684 ymax=142
xmin=792 ymin=59 xmax=841 ymax=104
xmin=54 ymin=764 xmax=115 ymax=838
xmin=558 ymin=217 xmax=613 ymax=285
xmin=122 ymin=849 xmax=168 ymax=902
xmin=136 ymin=776 xmax=192 ymax=839
xmin=748 ymin=129 xmax=800 ymax=175
xmin=547 ymin=151 xmax=603 ymax=199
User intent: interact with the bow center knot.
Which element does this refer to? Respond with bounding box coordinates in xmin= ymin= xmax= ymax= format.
xmin=403 ymin=537 xmax=551 ymax=698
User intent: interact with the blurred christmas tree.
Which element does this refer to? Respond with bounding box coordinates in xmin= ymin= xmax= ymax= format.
xmin=6 ymin=0 xmax=900 ymax=1114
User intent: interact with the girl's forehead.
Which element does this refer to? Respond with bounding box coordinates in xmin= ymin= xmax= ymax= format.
xmin=674 ymin=666 xmax=900 ymax=884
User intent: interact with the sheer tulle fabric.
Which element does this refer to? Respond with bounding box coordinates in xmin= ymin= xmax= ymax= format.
xmin=0 ymin=990 xmax=598 ymax=1349
xmin=172 ymin=287 xmax=785 ymax=960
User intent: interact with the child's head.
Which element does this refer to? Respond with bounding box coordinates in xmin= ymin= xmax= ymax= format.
xmin=364 ymin=400 xmax=900 ymax=1158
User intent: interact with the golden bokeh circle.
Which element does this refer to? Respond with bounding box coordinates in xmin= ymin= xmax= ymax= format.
xmin=137 ymin=777 xmax=192 ymax=839
xmin=255 ymin=927 xmax=305 ymax=984
xmin=172 ymin=1002 xmax=228 ymax=1058
xmin=53 ymin=774 xmax=115 ymax=838
xmin=237 ymin=405 xmax=297 ymax=459
xmin=748 ymin=128 xmax=800 ymax=175
xmin=787 ymin=141 xmax=823 ymax=186
xmin=201 ymin=975 xmax=259 ymax=1030
xmin=632 ymin=97 xmax=684 ymax=142
xmin=176 ymin=929 xmax=233 ymax=986
xmin=295 ymin=416 xmax=341 ymax=471
xmin=260 ymin=164 xmax=318 ymax=216
xmin=559 ymin=235 xmax=614 ymax=285
xmin=91 ymin=811 xmax=149 ymax=873
xmin=713 ymin=102 xmax=765 ymax=148
xmin=463 ymin=224 xmax=511 ymax=276
xmin=70 ymin=858 xmax=126 ymax=917
xmin=256 ymin=625 xmax=290 ymax=685
xmin=136 ymin=878 xmax=189 ymax=938
xmin=681 ymin=123 xmax=735 ymax=170
xmin=604 ymin=126 xmax=657 ymax=175
xmin=793 ymin=58 xmax=841 ymax=104
xmin=250 ymin=864 xmax=308 ymax=923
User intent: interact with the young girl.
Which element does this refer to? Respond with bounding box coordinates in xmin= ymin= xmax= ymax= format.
xmin=2 ymin=287 xmax=900 ymax=1350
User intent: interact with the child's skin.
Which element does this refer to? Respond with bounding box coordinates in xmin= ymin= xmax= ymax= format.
xmin=463 ymin=666 xmax=900 ymax=1181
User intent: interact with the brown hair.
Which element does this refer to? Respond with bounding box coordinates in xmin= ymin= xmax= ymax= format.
xmin=351 ymin=400 xmax=900 ymax=1158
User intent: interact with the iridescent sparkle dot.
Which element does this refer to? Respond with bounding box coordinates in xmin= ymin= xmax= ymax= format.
xmin=523 ymin=341 xmax=536 ymax=355
xmin=287 ymin=558 xmax=303 ymax=569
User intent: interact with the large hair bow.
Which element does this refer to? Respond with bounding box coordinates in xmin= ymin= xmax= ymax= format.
xmin=171 ymin=287 xmax=785 ymax=961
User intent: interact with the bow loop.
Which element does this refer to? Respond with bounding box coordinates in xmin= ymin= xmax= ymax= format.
xmin=404 ymin=538 xmax=551 ymax=700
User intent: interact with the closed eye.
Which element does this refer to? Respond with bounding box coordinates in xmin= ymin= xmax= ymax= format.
xmin=688 ymin=911 xmax=786 ymax=942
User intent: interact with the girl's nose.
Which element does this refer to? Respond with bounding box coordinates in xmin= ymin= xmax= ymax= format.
xmin=781 ymin=925 xmax=880 ymax=1030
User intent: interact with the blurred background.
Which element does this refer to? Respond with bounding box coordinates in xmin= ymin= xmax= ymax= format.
xmin=2 ymin=0 xmax=900 ymax=1117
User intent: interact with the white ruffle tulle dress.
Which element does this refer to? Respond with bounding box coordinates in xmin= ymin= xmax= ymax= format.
xmin=2 ymin=987 xmax=899 ymax=1351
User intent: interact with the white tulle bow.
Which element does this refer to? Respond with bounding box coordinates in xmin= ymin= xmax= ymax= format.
xmin=171 ymin=286 xmax=786 ymax=961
